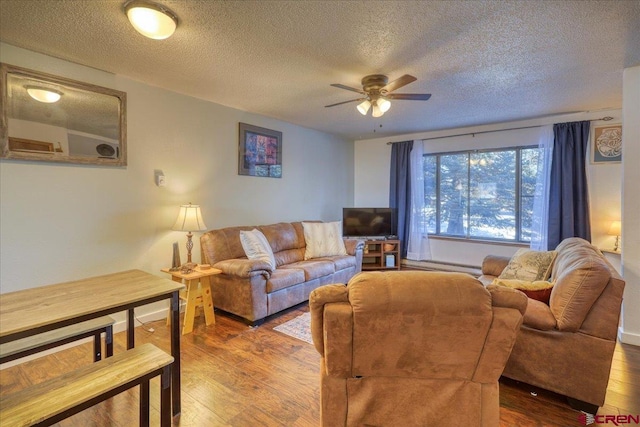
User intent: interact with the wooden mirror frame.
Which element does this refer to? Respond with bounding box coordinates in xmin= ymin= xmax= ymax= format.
xmin=1 ymin=63 xmax=127 ymax=166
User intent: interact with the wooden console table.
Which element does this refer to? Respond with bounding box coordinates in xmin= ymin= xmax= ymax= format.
xmin=0 ymin=269 xmax=185 ymax=416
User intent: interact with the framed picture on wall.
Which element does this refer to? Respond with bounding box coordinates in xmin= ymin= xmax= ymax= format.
xmin=592 ymin=124 xmax=622 ymax=164
xmin=238 ymin=123 xmax=282 ymax=178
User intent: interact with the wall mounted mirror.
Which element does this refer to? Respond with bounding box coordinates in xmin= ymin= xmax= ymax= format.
xmin=1 ymin=63 xmax=127 ymax=166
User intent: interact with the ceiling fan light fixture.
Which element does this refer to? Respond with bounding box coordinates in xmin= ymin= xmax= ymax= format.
xmin=124 ymin=0 xmax=178 ymax=40
xmin=26 ymin=86 xmax=62 ymax=103
xmin=327 ymin=74 xmax=429 ymax=117
xmin=357 ymin=99 xmax=371 ymax=115
xmin=378 ymin=97 xmax=391 ymax=113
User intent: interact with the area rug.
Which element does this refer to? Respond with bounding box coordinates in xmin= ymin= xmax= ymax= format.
xmin=273 ymin=312 xmax=313 ymax=345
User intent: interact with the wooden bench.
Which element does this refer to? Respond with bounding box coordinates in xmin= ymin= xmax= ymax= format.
xmin=0 ymin=316 xmax=115 ymax=364
xmin=0 ymin=343 xmax=173 ymax=427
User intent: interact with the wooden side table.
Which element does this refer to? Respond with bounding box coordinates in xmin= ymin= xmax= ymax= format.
xmin=161 ymin=266 xmax=221 ymax=335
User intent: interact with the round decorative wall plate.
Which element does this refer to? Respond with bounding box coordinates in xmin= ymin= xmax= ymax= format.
xmin=596 ymin=128 xmax=622 ymax=158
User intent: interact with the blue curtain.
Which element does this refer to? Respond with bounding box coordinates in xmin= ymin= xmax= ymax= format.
xmin=547 ymin=121 xmax=591 ymax=250
xmin=389 ymin=141 xmax=413 ymax=258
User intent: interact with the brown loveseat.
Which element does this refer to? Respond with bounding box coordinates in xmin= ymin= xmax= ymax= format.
xmin=309 ymin=271 xmax=527 ymax=426
xmin=200 ymin=221 xmax=364 ymax=324
xmin=479 ymin=238 xmax=625 ymax=412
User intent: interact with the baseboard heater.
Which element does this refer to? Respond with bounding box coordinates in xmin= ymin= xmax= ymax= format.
xmin=401 ymin=259 xmax=482 ymax=277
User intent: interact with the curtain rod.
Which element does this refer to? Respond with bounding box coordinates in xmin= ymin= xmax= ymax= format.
xmin=386 ymin=116 xmax=614 ymax=145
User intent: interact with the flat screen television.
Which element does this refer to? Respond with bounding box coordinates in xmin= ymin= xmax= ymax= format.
xmin=342 ymin=207 xmax=397 ymax=238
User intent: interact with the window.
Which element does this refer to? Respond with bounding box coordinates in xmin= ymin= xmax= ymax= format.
xmin=423 ymin=146 xmax=542 ymax=242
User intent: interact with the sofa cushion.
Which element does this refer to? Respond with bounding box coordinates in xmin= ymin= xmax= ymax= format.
xmin=201 ymin=226 xmax=254 ymax=264
xmin=491 ymin=278 xmax=554 ymax=304
xmin=259 ymin=222 xmax=305 ymax=253
xmin=498 ymin=249 xmax=557 ymax=281
xmin=550 ymin=247 xmax=611 ymax=332
xmin=240 ymin=229 xmax=276 ymax=270
xmin=266 ymin=268 xmax=306 ymax=293
xmin=317 ymin=255 xmax=357 ymax=272
xmin=302 ymin=221 xmax=347 ymax=259
xmin=522 ymin=299 xmax=557 ymax=330
xmin=274 ymin=248 xmax=306 ymax=267
xmin=281 ymin=260 xmax=335 ymax=281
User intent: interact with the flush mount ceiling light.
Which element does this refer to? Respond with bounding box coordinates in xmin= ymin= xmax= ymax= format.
xmin=124 ymin=0 xmax=178 ymax=40
xmin=25 ymin=86 xmax=62 ymax=103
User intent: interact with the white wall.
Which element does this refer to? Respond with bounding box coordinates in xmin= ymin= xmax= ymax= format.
xmin=355 ymin=111 xmax=622 ymax=266
xmin=621 ymin=65 xmax=640 ymax=346
xmin=0 ymin=44 xmax=354 ymax=321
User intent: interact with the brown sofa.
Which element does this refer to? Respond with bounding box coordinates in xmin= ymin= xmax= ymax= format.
xmin=200 ymin=221 xmax=364 ymax=324
xmin=479 ymin=237 xmax=625 ymax=411
xmin=309 ymin=271 xmax=527 ymax=426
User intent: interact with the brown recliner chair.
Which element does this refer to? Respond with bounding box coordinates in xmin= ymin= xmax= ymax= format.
xmin=309 ymin=271 xmax=527 ymax=427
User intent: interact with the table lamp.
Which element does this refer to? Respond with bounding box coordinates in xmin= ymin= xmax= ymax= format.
xmin=172 ymin=203 xmax=208 ymax=268
xmin=607 ymin=220 xmax=621 ymax=252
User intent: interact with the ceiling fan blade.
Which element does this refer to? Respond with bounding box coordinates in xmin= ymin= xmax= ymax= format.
xmin=325 ymin=98 xmax=366 ymax=108
xmin=330 ymin=83 xmax=366 ymax=94
xmin=386 ymin=93 xmax=432 ymax=101
xmin=382 ymin=74 xmax=417 ymax=93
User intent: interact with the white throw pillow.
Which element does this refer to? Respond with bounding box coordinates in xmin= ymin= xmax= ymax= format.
xmin=239 ymin=229 xmax=276 ymax=270
xmin=302 ymin=221 xmax=347 ymax=260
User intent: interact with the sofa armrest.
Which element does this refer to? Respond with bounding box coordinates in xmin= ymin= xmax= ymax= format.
xmin=344 ymin=238 xmax=365 ymax=256
xmin=309 ymin=284 xmax=349 ymax=356
xmin=487 ymin=284 xmax=528 ymax=316
xmin=344 ymin=239 xmax=365 ymax=274
xmin=213 ymin=258 xmax=272 ymax=278
xmin=472 ymin=304 xmax=525 ymax=383
xmin=482 ymin=255 xmax=511 ymax=277
xmin=321 ymin=302 xmax=353 ymax=378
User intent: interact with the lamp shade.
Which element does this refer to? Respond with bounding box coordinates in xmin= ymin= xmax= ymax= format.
xmin=372 ymin=102 xmax=383 ymax=118
xmin=378 ymin=97 xmax=391 ymax=113
xmin=357 ymin=99 xmax=371 ymax=115
xmin=172 ymin=203 xmax=207 ymax=232
xmin=125 ymin=0 xmax=178 ymax=40
xmin=608 ymin=220 xmax=621 ymax=236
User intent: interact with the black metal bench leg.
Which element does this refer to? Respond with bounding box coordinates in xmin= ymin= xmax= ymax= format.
xmin=127 ymin=309 xmax=135 ymax=350
xmin=105 ymin=325 xmax=114 ymax=357
xmin=161 ymin=365 xmax=172 ymax=427
xmin=170 ymin=290 xmax=181 ymax=416
xmin=140 ymin=380 xmax=150 ymax=427
xmin=93 ymin=333 xmax=101 ymax=362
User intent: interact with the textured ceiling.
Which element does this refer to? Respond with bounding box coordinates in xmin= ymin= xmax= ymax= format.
xmin=1 ymin=0 xmax=639 ymax=140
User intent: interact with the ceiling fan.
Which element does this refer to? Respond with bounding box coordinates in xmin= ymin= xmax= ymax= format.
xmin=325 ymin=74 xmax=431 ymax=117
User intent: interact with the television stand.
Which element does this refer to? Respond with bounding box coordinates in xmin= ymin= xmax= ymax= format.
xmin=362 ymin=239 xmax=401 ymax=271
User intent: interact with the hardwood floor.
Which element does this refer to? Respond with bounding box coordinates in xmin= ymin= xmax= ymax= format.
xmin=1 ymin=304 xmax=638 ymax=426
